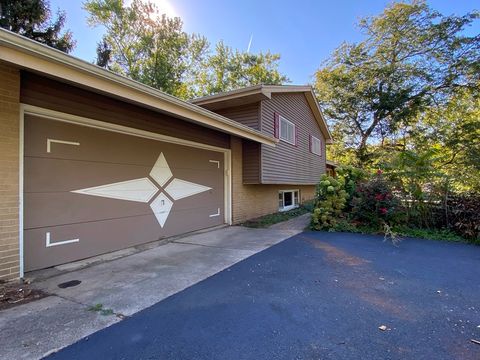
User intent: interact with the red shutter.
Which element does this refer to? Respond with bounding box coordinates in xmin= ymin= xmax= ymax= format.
xmin=295 ymin=126 xmax=299 ymax=147
xmin=309 ymin=135 xmax=312 ymax=153
xmin=319 ymin=137 xmax=323 ymax=157
xmin=274 ymin=112 xmax=279 ymax=139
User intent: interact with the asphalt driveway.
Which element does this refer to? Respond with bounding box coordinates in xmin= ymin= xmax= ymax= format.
xmin=46 ymin=232 xmax=480 ymax=360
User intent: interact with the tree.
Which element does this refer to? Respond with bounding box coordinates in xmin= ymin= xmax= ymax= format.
xmin=315 ymin=0 xmax=479 ymax=163
xmin=0 ymin=0 xmax=75 ymax=52
xmin=194 ymin=41 xmax=289 ymax=96
xmin=409 ymin=89 xmax=480 ymax=191
xmin=85 ymin=0 xmax=209 ymax=99
xmin=85 ymin=0 xmax=288 ymax=98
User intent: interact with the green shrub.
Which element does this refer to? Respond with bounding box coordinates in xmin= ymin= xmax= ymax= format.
xmin=311 ymin=175 xmax=348 ymax=230
xmin=393 ymin=226 xmax=464 ymax=242
xmin=336 ymin=165 xmax=367 ymax=208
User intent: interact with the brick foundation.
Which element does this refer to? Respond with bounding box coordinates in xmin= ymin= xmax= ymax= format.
xmin=0 ymin=62 xmax=20 ymax=280
xmin=231 ymin=137 xmax=316 ymax=224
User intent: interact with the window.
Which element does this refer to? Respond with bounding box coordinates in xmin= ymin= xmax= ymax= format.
xmin=310 ymin=135 xmax=322 ymax=156
xmin=278 ymin=190 xmax=299 ymax=211
xmin=279 ymin=115 xmax=296 ymax=145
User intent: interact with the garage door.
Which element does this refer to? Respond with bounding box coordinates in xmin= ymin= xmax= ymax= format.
xmin=23 ymin=114 xmax=226 ymax=271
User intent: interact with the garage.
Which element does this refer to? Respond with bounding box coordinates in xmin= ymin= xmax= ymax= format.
xmin=23 ymin=113 xmax=227 ymax=271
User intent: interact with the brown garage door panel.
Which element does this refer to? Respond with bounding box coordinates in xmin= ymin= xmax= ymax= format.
xmin=24 ymin=205 xmax=223 ymax=271
xmin=24 ymin=115 xmax=224 ymax=168
xmin=24 ymin=157 xmax=154 ymax=193
xmin=24 ymin=157 xmax=224 ymax=195
xmin=24 ymin=190 xmax=223 ymax=229
xmin=24 ymin=115 xmax=226 ymax=271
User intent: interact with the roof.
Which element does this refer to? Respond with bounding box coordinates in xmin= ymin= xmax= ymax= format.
xmin=326 ymin=160 xmax=339 ymax=168
xmin=0 ymin=29 xmax=277 ymax=147
xmin=191 ymin=84 xmax=333 ymax=143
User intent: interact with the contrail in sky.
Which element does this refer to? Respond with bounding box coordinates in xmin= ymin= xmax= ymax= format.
xmin=247 ymin=34 xmax=253 ymax=53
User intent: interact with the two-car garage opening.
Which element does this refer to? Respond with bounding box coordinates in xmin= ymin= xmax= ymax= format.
xmin=22 ymin=108 xmax=229 ymax=271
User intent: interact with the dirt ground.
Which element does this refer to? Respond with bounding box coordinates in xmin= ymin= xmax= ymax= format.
xmin=0 ymin=280 xmax=48 ymax=311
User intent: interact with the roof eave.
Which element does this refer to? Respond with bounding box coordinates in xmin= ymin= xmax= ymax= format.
xmin=0 ymin=29 xmax=277 ymax=147
xmin=191 ymin=84 xmax=333 ymax=143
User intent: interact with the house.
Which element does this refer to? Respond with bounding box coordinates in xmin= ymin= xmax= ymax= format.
xmin=0 ymin=29 xmax=332 ymax=279
xmin=191 ymin=86 xmax=332 ymax=218
xmin=326 ymin=160 xmax=339 ymax=177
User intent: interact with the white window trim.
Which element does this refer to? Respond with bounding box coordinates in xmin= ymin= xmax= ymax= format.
xmin=311 ymin=135 xmax=322 ymax=156
xmin=279 ymin=115 xmax=296 ymax=145
xmin=278 ymin=189 xmax=300 ymax=212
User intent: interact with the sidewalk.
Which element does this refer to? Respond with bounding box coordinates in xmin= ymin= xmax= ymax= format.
xmin=0 ymin=225 xmax=301 ymax=360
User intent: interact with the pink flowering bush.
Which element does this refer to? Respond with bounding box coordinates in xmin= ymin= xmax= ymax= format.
xmin=351 ymin=171 xmax=404 ymax=227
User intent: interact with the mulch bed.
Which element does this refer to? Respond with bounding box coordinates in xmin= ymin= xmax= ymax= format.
xmin=0 ymin=280 xmax=48 ymax=311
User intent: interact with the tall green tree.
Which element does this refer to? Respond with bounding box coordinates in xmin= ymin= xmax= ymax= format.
xmin=194 ymin=41 xmax=289 ymax=96
xmin=409 ymin=89 xmax=480 ymax=191
xmin=0 ymin=0 xmax=75 ymax=52
xmin=85 ymin=0 xmax=288 ymax=98
xmin=85 ymin=0 xmax=208 ymax=99
xmin=315 ymin=0 xmax=479 ymax=163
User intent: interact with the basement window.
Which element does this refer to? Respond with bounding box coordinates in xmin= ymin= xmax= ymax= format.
xmin=278 ymin=190 xmax=299 ymax=211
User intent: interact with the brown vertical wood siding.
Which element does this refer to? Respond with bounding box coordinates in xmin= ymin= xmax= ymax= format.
xmin=214 ymin=103 xmax=260 ymax=130
xmin=242 ymin=140 xmax=261 ymax=184
xmin=20 ymin=72 xmax=230 ymax=149
xmin=260 ymin=93 xmax=326 ymax=184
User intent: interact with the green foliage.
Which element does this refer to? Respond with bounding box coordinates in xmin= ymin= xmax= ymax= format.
xmin=329 ymin=219 xmax=365 ymax=234
xmin=194 ymin=41 xmax=288 ymax=96
xmin=84 ymin=0 xmax=208 ymax=99
xmin=311 ymin=175 xmax=348 ymax=230
xmin=315 ymin=0 xmax=479 ymax=163
xmin=311 ymin=168 xmax=479 ymax=244
xmin=393 ymin=226 xmax=464 ymax=243
xmin=84 ymin=0 xmax=288 ymax=98
xmin=0 ymin=0 xmax=75 ymax=52
xmin=241 ymin=203 xmax=312 ymax=229
xmin=87 ymin=303 xmax=114 ymax=316
xmin=335 ymin=165 xmax=367 ymax=207
xmin=383 ymin=149 xmax=445 ymax=227
xmin=409 ymin=90 xmax=480 ymax=192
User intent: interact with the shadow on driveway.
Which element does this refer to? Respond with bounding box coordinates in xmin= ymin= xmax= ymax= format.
xmin=47 ymin=232 xmax=480 ymax=360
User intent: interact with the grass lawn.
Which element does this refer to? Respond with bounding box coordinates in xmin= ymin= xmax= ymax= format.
xmin=241 ymin=203 xmax=313 ymax=228
xmin=329 ymin=219 xmax=472 ymax=244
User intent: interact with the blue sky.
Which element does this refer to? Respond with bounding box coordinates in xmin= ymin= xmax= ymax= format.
xmin=50 ymin=0 xmax=479 ymax=85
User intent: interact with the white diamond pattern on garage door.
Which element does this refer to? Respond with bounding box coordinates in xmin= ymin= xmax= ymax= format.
xmin=72 ymin=152 xmax=212 ymax=228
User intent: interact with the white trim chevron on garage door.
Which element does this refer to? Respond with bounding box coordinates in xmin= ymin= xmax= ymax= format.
xmin=19 ymin=104 xmax=232 ymax=278
xmin=71 ymin=178 xmax=159 ymax=202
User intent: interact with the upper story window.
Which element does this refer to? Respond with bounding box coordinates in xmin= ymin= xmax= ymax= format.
xmin=278 ymin=115 xmax=296 ymax=145
xmin=310 ymin=135 xmax=322 ymax=156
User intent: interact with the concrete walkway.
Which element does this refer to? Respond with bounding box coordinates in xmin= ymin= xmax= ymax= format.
xmin=0 ymin=225 xmax=300 ymax=360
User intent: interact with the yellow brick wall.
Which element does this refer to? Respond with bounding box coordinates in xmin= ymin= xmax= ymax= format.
xmin=231 ymin=137 xmax=316 ymax=224
xmin=0 ymin=63 xmax=20 ymax=281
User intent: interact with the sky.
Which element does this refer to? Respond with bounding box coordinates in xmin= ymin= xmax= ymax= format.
xmin=50 ymin=0 xmax=479 ymax=85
